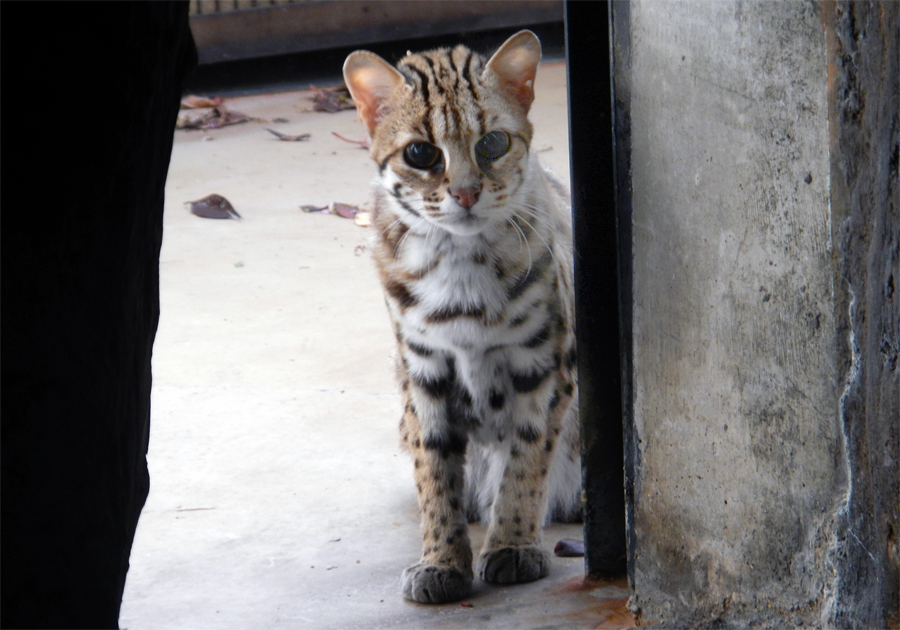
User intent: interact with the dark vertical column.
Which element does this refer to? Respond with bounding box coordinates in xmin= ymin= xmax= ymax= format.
xmin=825 ymin=2 xmax=900 ymax=627
xmin=1 ymin=4 xmax=195 ymax=628
xmin=564 ymin=0 xmax=628 ymax=577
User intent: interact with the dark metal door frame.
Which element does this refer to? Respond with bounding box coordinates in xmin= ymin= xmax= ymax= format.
xmin=565 ymin=0 xmax=633 ymax=578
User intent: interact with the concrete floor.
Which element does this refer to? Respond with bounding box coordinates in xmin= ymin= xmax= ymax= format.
xmin=119 ymin=61 xmax=632 ymax=630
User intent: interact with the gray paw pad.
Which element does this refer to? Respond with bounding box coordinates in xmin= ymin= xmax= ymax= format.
xmin=401 ymin=563 xmax=473 ymax=604
xmin=477 ymin=546 xmax=551 ymax=584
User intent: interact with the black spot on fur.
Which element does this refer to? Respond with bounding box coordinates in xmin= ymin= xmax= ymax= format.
xmin=407 ymin=341 xmax=434 ymax=357
xmin=562 ymin=382 xmax=574 ymax=397
xmin=456 ymin=385 xmax=473 ymax=408
xmin=511 ymin=368 xmax=551 ymax=393
xmin=412 ymin=373 xmax=451 ymax=398
xmin=425 ymin=304 xmax=487 ymax=324
xmin=507 ymin=252 xmax=552 ymax=301
xmin=544 ymin=438 xmax=554 ymax=452
xmin=489 ymin=390 xmax=505 ymax=409
xmin=509 ymin=313 xmax=529 ymax=328
xmin=386 ymin=280 xmax=417 ymax=309
xmin=548 ymin=391 xmax=560 ymax=409
xmin=423 ymin=432 xmax=467 ymax=458
xmin=517 ymin=426 xmax=541 ymax=444
xmin=565 ymin=346 xmax=577 ymax=368
xmin=522 ymin=324 xmax=551 ymax=348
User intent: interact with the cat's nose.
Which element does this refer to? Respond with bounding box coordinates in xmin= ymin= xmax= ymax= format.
xmin=450 ymin=185 xmax=481 ymax=209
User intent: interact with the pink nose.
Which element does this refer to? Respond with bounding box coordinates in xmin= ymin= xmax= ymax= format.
xmin=450 ymin=185 xmax=481 ymax=209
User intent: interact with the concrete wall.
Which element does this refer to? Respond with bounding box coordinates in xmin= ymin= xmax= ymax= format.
xmin=617 ymin=1 xmax=898 ymax=626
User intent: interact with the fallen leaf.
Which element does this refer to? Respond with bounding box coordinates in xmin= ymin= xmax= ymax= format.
xmin=460 ymin=602 xmax=474 ymax=608
xmin=266 ymin=128 xmax=311 ymax=142
xmin=186 ymin=194 xmax=241 ymax=220
xmin=332 ymin=132 xmax=370 ymax=149
xmin=332 ymin=202 xmax=359 ymax=219
xmin=311 ymin=84 xmax=356 ymax=113
xmin=176 ymin=105 xmax=253 ymax=130
xmin=300 ymin=204 xmax=329 ymax=213
xmin=180 ymin=94 xmax=223 ymax=109
xmin=554 ymin=538 xmax=585 ymax=557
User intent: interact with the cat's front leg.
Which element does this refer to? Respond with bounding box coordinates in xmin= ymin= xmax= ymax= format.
xmin=397 ymin=352 xmax=474 ymax=604
xmin=477 ymin=369 xmax=576 ymax=584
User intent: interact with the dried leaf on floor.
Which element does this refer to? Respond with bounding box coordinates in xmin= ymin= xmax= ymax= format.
xmin=266 ymin=128 xmax=311 ymax=142
xmin=332 ymin=203 xmax=359 ymax=219
xmin=310 ymin=84 xmax=356 ymax=113
xmin=332 ymin=132 xmax=370 ymax=149
xmin=460 ymin=602 xmax=474 ymax=608
xmin=180 ymin=95 xmax=223 ymax=109
xmin=186 ymin=194 xmax=241 ymax=220
xmin=554 ymin=538 xmax=585 ymax=557
xmin=176 ymin=105 xmax=254 ymax=130
xmin=300 ymin=202 xmax=363 ymax=220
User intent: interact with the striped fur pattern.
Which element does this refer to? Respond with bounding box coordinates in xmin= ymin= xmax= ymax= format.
xmin=344 ymin=31 xmax=580 ymax=604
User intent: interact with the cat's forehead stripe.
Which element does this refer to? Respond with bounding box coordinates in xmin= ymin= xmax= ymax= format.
xmin=398 ymin=47 xmax=485 ymax=137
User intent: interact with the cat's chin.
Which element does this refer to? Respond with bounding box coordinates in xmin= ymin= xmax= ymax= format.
xmin=436 ymin=214 xmax=488 ymax=237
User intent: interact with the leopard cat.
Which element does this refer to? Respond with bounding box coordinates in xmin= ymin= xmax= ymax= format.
xmin=343 ymin=30 xmax=580 ymax=604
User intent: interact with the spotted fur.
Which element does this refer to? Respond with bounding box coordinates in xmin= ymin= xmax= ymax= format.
xmin=344 ymin=30 xmax=580 ymax=604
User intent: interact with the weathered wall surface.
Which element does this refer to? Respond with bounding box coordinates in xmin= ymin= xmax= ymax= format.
xmin=620 ymin=0 xmax=898 ymax=626
xmin=824 ymin=2 xmax=899 ymax=627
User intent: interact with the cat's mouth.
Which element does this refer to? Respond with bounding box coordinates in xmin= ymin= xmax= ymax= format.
xmin=437 ymin=210 xmax=486 ymax=235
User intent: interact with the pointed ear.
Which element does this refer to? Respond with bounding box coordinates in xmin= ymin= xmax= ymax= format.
xmin=484 ymin=30 xmax=542 ymax=111
xmin=343 ymin=51 xmax=406 ymax=136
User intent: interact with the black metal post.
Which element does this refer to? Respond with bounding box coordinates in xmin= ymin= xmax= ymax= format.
xmin=564 ymin=0 xmax=628 ymax=577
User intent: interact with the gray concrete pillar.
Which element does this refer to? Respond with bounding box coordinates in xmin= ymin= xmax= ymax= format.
xmin=616 ymin=1 xmax=898 ymax=626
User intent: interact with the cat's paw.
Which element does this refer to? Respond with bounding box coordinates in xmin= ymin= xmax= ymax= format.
xmin=477 ymin=546 xmax=551 ymax=584
xmin=401 ymin=562 xmax=473 ymax=604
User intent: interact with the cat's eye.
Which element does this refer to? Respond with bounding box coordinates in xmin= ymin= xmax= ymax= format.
xmin=475 ymin=131 xmax=511 ymax=166
xmin=404 ymin=142 xmax=442 ymax=170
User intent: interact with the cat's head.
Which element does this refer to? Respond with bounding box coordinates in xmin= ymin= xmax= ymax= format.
xmin=343 ymin=31 xmax=542 ymax=236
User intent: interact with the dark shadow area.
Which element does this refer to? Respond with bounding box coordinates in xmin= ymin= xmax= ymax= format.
xmin=183 ymin=21 xmax=565 ymax=95
xmin=565 ymin=0 xmax=628 ymax=578
xmin=1 ymin=4 xmax=196 ymax=628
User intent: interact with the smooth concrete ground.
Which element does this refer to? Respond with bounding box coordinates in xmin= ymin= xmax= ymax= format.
xmin=119 ymin=62 xmax=630 ymax=630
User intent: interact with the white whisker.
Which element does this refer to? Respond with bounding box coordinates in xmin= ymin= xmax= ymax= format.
xmin=506 ymin=215 xmax=532 ymax=271
xmin=510 ymin=204 xmax=557 ymax=268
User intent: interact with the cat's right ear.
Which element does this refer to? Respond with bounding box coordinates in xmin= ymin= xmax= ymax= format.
xmin=343 ymin=51 xmax=406 ymax=136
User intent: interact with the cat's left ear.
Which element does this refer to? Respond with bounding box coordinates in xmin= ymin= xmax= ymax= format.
xmin=343 ymin=51 xmax=406 ymax=136
xmin=484 ymin=30 xmax=542 ymax=111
